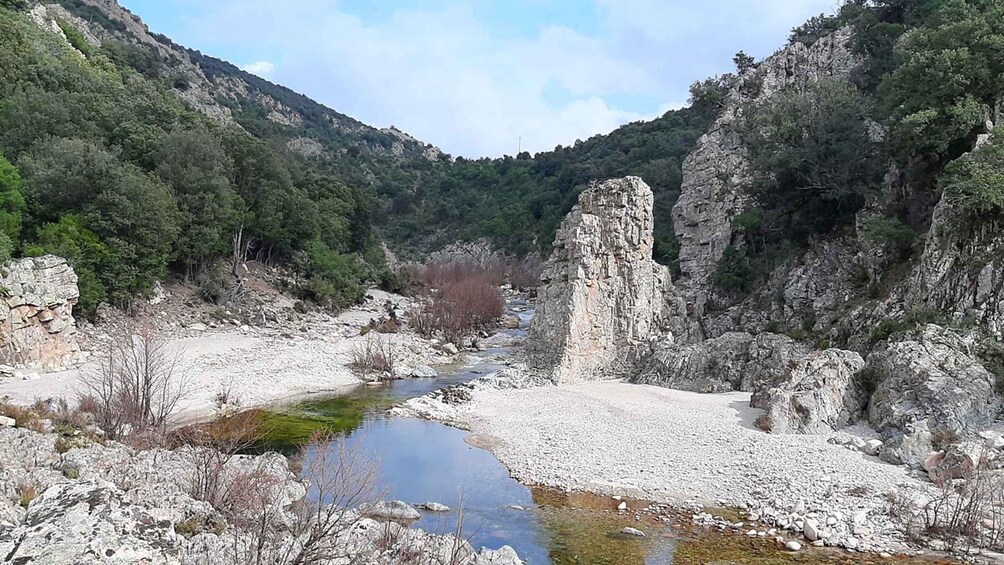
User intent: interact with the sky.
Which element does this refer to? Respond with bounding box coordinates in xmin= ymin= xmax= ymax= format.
xmin=119 ymin=0 xmax=839 ymax=158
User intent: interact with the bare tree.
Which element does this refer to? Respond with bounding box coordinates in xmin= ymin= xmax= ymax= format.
xmin=78 ymin=328 xmax=189 ymax=441
xmin=222 ymin=430 xmax=384 ymax=565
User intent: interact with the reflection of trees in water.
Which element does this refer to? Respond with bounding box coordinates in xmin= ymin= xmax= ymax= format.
xmin=530 ymin=487 xmax=659 ymax=565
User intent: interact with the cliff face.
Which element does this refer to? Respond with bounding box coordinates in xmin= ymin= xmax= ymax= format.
xmin=0 ymin=256 xmax=80 ymax=370
xmin=525 ymin=177 xmax=673 ymax=383
xmin=673 ymin=28 xmax=861 ymax=313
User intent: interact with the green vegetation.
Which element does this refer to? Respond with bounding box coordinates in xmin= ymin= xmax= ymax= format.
xmin=942 ymin=134 xmax=1004 ymax=214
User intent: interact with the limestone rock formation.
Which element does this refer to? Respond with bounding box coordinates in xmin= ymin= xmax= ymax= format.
xmin=909 ymin=197 xmax=1004 ymax=338
xmin=754 ymin=349 xmax=867 ymax=434
xmin=868 ymin=325 xmax=1002 ymax=439
xmin=525 ymin=177 xmax=671 ymax=382
xmin=673 ymin=28 xmax=860 ymax=312
xmin=635 ymin=332 xmax=807 ymax=393
xmin=0 ymin=255 xmax=81 ymax=370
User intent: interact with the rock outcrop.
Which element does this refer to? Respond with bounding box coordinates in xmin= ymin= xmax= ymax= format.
xmin=673 ymin=28 xmax=860 ymax=312
xmin=635 ymin=332 xmax=807 ymax=393
xmin=868 ymin=325 xmax=1002 ymax=440
xmin=909 ymin=197 xmax=1004 ymax=338
xmin=0 ymin=427 xmax=522 ymax=565
xmin=0 ymin=255 xmax=80 ymax=370
xmin=525 ymin=177 xmax=671 ymax=382
xmin=754 ymin=349 xmax=867 ymax=434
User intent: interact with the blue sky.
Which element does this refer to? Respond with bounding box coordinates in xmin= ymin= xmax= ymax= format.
xmin=120 ymin=0 xmax=838 ymax=157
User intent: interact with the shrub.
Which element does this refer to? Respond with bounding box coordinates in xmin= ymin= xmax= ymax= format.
xmin=942 ymin=135 xmax=1004 ymax=215
xmin=78 ymin=329 xmax=189 ymax=440
xmin=713 ymin=246 xmax=753 ymax=295
xmin=348 ymin=336 xmax=397 ymax=379
xmin=17 ymin=482 xmax=36 ymax=508
xmin=408 ymin=259 xmax=505 ymax=345
xmin=859 ymin=215 xmax=917 ymax=258
xmin=924 ymin=450 xmax=1004 ymax=552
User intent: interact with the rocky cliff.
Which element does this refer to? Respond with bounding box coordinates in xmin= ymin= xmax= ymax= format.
xmin=0 ymin=256 xmax=80 ymax=371
xmin=525 ymin=177 xmax=675 ymax=383
xmin=673 ymin=28 xmax=861 ymax=313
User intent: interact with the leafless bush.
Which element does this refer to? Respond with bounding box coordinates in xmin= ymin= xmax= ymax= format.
xmin=175 ymin=411 xmax=268 ymax=510
xmin=923 ymin=449 xmax=1004 ymax=552
xmin=78 ymin=329 xmax=189 ymax=441
xmin=504 ymin=256 xmax=544 ymax=292
xmin=221 ymin=430 xmax=383 ymax=565
xmin=349 ymin=336 xmax=398 ymax=379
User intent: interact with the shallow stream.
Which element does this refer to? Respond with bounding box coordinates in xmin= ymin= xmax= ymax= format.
xmin=261 ymin=303 xmax=956 ymax=564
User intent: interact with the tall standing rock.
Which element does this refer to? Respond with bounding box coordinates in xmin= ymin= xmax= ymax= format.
xmin=0 ymin=255 xmax=81 ymax=370
xmin=525 ymin=177 xmax=671 ymax=383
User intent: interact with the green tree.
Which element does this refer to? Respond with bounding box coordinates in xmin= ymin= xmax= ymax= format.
xmin=941 ymin=134 xmax=1004 ymax=213
xmin=155 ymin=128 xmax=239 ymax=274
xmin=0 ymin=152 xmax=25 ymax=245
xmin=740 ymin=79 xmax=884 ymax=243
xmin=880 ymin=0 xmax=1004 ymax=157
xmin=27 ymin=215 xmax=113 ymax=316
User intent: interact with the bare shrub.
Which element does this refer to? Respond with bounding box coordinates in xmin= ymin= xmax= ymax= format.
xmin=175 ymin=411 xmax=268 ymax=509
xmin=405 ymin=258 xmax=501 ymax=345
xmin=17 ymin=482 xmax=37 ymax=508
xmin=923 ymin=449 xmax=1004 ymax=552
xmin=221 ymin=430 xmax=383 ymax=565
xmin=505 ymin=256 xmax=544 ymax=292
xmin=78 ymin=329 xmax=189 ymax=441
xmin=349 ymin=336 xmax=398 ymax=379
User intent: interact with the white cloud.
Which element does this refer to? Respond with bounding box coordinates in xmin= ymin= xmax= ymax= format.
xmin=180 ymin=0 xmax=839 ymax=157
xmin=240 ymin=60 xmax=276 ymax=79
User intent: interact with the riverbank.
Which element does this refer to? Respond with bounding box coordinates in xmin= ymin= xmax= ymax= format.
xmin=0 ymin=289 xmax=454 ymax=423
xmin=402 ymin=376 xmax=969 ymax=560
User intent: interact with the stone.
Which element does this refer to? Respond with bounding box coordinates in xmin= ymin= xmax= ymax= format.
xmin=868 ymin=325 xmax=1002 ymax=439
xmin=804 ymin=519 xmax=822 ymax=542
xmin=756 ymin=349 xmax=867 ymax=434
xmin=620 ymin=527 xmax=645 ymax=537
xmin=418 ymin=502 xmax=451 ymax=512
xmin=525 ymin=177 xmax=672 ymax=383
xmin=0 ymin=256 xmax=80 ymax=370
xmin=189 ymin=322 xmax=208 ymax=332
xmin=636 ymin=332 xmax=807 ymax=393
xmin=362 ymin=500 xmax=422 ymax=522
xmin=617 ymin=501 xmax=628 ymax=511
xmin=0 ymin=415 xmax=14 ymax=427
xmin=443 ymin=343 xmax=459 ymax=355
xmin=785 ymin=541 xmax=802 ymax=552
xmin=926 ymin=442 xmax=986 ymax=484
xmin=864 ymin=439 xmax=884 ymax=456
xmin=411 ymin=365 xmax=438 ymax=378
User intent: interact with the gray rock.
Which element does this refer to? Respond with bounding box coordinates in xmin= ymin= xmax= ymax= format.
xmin=636 ymin=332 xmax=807 ymax=393
xmin=477 ymin=545 xmax=523 ymax=565
xmin=803 ymin=519 xmax=822 ymax=542
xmin=756 ymin=349 xmax=866 ymax=434
xmin=411 ymin=365 xmax=438 ymax=378
xmin=525 ymin=177 xmax=673 ymax=382
xmin=418 ymin=501 xmax=451 ymax=512
xmin=362 ymin=500 xmax=421 ymax=521
xmin=620 ymin=527 xmax=645 ymax=537
xmin=0 ymin=255 xmax=80 ymax=370
xmin=785 ymin=540 xmax=802 ymax=551
xmin=868 ymin=325 xmax=1002 ymax=439
xmin=0 ymin=415 xmax=14 ymax=427
xmin=863 ymin=439 xmax=883 ymax=456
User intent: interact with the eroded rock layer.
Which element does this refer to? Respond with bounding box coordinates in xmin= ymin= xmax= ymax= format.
xmin=0 ymin=255 xmax=80 ymax=370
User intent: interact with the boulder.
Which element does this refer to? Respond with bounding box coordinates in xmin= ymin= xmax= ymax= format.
xmin=925 ymin=442 xmax=988 ymax=484
xmin=636 ymin=332 xmax=807 ymax=393
xmin=362 ymin=500 xmax=421 ymax=522
xmin=2 ymin=479 xmax=186 ymax=563
xmin=0 ymin=255 xmax=80 ymax=370
xmin=411 ymin=365 xmax=438 ymax=378
xmin=868 ymin=325 xmax=1002 ymax=440
xmin=755 ymin=349 xmax=866 ymax=434
xmin=417 ymin=502 xmax=450 ymax=512
xmin=525 ymin=177 xmax=672 ymax=382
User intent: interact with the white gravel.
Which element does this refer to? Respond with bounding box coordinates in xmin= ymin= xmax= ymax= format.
xmin=0 ymin=291 xmax=452 ymax=423
xmin=437 ymin=380 xmax=940 ymax=553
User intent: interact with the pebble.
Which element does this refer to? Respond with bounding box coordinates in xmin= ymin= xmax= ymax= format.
xmin=785 ymin=541 xmax=802 ymax=552
xmin=620 ymin=527 xmax=645 ymax=537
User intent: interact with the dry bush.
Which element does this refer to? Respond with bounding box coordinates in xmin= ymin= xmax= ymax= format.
xmin=78 ymin=329 xmax=189 ymax=441
xmin=409 ymin=275 xmax=503 ymax=346
xmin=924 ymin=449 xmax=1004 ymax=552
xmin=504 ymin=256 xmax=544 ymax=292
xmin=221 ymin=430 xmax=383 ymax=565
xmin=18 ymin=482 xmax=37 ymax=508
xmin=175 ymin=411 xmax=269 ymax=509
xmin=349 ymin=336 xmax=398 ymax=379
